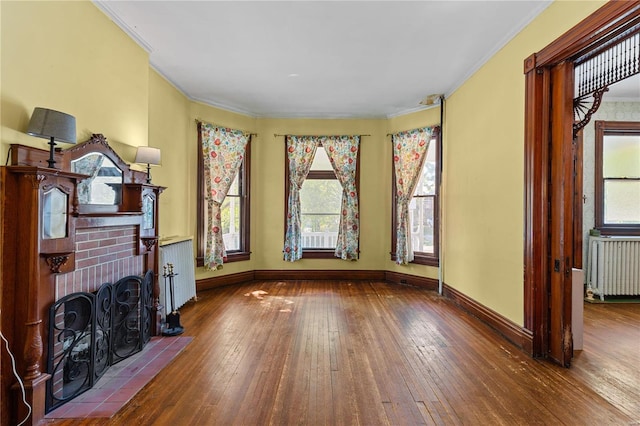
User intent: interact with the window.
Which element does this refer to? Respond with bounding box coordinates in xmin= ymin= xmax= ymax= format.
xmin=284 ymin=142 xmax=360 ymax=259
xmin=300 ymin=147 xmax=341 ymax=250
xmin=197 ymin=131 xmax=250 ymax=267
xmin=391 ymin=128 xmax=440 ymax=265
xmin=594 ymin=121 xmax=640 ymax=235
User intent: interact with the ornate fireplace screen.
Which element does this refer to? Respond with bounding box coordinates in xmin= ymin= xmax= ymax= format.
xmin=46 ymin=272 xmax=153 ymax=412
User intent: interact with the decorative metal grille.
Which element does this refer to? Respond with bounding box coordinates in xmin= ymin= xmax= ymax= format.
xmin=142 ymin=269 xmax=154 ymax=345
xmin=46 ymin=271 xmax=154 ymax=413
xmin=47 ymin=293 xmax=96 ymax=412
xmin=111 ymin=275 xmax=143 ymax=364
xmin=94 ymin=282 xmax=114 ymax=382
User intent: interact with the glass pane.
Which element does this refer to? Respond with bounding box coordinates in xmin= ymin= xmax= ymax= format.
xmin=142 ymin=195 xmax=154 ymax=230
xmin=414 ymin=141 xmax=436 ymax=196
xmin=310 ymin=146 xmax=333 ymax=171
xmin=227 ymin=173 xmax=239 ymax=196
xmin=42 ymin=188 xmax=68 ymax=239
xmin=221 ymin=195 xmax=241 ymax=251
xmin=409 ymin=196 xmax=435 ymax=254
xmin=300 ymin=179 xmax=342 ymax=248
xmin=604 ymin=180 xmax=640 ymax=224
xmin=72 ymin=153 xmax=123 ymax=205
xmin=603 ymin=135 xmax=640 ymax=178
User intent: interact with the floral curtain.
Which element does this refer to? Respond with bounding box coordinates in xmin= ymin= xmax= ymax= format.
xmin=201 ymin=123 xmax=249 ymax=270
xmin=392 ymin=127 xmax=434 ymax=264
xmin=283 ymin=136 xmax=318 ymax=261
xmin=323 ymin=136 xmax=360 ymax=260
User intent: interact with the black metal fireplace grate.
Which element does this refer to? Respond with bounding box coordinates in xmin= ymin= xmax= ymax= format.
xmin=46 ymin=270 xmax=153 ymax=413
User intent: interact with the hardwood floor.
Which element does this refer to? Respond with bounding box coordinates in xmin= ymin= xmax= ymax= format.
xmin=49 ymin=280 xmax=639 ymax=425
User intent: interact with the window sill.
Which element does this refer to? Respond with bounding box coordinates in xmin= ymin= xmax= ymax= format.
xmin=301 ymin=249 xmax=339 ymax=259
xmin=390 ymin=252 xmax=439 ymax=267
xmin=196 ymin=252 xmax=251 ymax=267
xmin=597 ymin=227 xmax=640 ymax=237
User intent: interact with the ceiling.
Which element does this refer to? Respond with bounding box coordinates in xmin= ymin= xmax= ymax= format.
xmin=603 ymin=73 xmax=640 ymax=102
xmin=94 ymin=1 xmax=558 ymax=118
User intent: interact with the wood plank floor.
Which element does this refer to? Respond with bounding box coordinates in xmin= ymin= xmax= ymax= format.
xmin=49 ymin=280 xmax=639 ymax=425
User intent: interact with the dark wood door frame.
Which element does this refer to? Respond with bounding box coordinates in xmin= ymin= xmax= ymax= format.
xmin=523 ymin=1 xmax=640 ymax=360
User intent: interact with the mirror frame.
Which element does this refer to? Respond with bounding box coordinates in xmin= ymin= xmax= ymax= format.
xmin=62 ymin=134 xmax=147 ymax=214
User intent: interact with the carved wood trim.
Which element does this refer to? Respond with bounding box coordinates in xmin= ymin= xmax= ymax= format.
xmin=63 ymin=134 xmax=133 ymax=178
xmin=44 ymin=253 xmax=71 ymax=274
xmin=523 ymin=53 xmax=536 ymax=74
xmin=573 ymin=86 xmax=609 ymax=138
xmin=534 ymin=2 xmax=640 ymax=67
xmin=23 ymin=319 xmax=44 ymax=380
xmin=141 ymin=237 xmax=158 ymax=252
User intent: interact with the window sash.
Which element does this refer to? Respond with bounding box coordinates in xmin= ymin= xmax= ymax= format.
xmin=410 ymin=194 xmax=436 ymax=255
xmin=594 ymin=120 xmax=640 ymax=235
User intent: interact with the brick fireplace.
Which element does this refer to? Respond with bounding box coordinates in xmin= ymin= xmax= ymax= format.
xmin=55 ymin=225 xmax=144 ymax=298
xmin=1 ymin=135 xmax=165 ymax=425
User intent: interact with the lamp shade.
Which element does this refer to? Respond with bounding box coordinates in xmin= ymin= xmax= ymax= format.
xmin=135 ymin=146 xmax=161 ymax=165
xmin=27 ymin=107 xmax=76 ymax=144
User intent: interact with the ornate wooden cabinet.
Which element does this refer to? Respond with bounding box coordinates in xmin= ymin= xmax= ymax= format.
xmin=1 ymin=134 xmax=164 ymax=425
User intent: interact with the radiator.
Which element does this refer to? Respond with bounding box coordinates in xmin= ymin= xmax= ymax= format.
xmin=159 ymin=236 xmax=197 ymax=312
xmin=587 ymin=236 xmax=640 ymax=301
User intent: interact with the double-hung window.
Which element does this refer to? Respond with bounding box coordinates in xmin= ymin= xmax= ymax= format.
xmin=197 ymin=124 xmax=251 ymax=267
xmin=594 ymin=120 xmax=640 ymax=235
xmin=283 ymin=136 xmax=360 ymax=260
xmin=391 ymin=127 xmax=440 ymax=265
xmin=299 ymin=146 xmax=342 ymax=252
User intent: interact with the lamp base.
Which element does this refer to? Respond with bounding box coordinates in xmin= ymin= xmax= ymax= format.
xmin=146 ymin=163 xmax=152 ymax=184
xmin=47 ymin=137 xmax=57 ymax=169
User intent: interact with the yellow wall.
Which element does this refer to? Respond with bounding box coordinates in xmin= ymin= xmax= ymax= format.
xmin=443 ymin=0 xmax=605 ymax=324
xmin=1 ymin=1 xmax=149 ymax=161
xmin=148 ymin=69 xmax=191 ymax=238
xmin=1 ymin=0 xmax=610 ymax=326
xmin=252 ymin=118 xmax=389 ymax=272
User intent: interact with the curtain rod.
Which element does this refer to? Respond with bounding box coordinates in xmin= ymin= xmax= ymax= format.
xmin=195 ymin=118 xmax=257 ymax=136
xmin=386 ymin=124 xmax=441 ymax=137
xmin=274 ymin=133 xmax=370 ymax=137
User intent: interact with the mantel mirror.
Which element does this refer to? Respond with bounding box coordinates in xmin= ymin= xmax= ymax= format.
xmin=72 ymin=153 xmax=123 ymax=205
xmin=62 ymin=133 xmax=147 ymax=214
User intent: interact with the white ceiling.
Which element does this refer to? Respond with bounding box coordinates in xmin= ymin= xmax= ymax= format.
xmin=94 ymin=1 xmax=556 ymax=118
xmin=603 ymin=73 xmax=640 ymax=102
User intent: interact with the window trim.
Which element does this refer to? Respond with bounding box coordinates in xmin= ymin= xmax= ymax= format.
xmin=283 ymin=141 xmax=360 ymax=259
xmin=196 ymin=127 xmax=251 ymax=267
xmin=390 ymin=127 xmax=441 ymax=266
xmin=594 ymin=120 xmax=640 ymax=236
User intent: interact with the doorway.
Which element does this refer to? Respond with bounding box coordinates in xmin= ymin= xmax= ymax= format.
xmin=523 ymin=2 xmax=640 ymax=366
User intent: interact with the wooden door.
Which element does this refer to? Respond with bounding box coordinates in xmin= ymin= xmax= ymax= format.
xmin=548 ymin=61 xmax=575 ymax=366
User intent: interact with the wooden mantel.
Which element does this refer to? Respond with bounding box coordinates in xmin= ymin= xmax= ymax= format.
xmin=1 ymin=134 xmax=165 ymax=425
